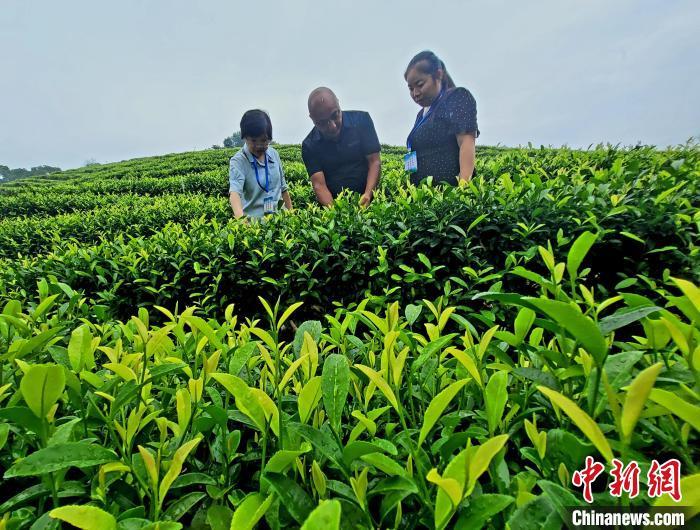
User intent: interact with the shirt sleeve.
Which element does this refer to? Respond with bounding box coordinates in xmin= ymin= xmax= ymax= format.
xmin=301 ymin=141 xmax=323 ymax=177
xmin=229 ymin=157 xmax=245 ymax=195
xmin=277 ymin=153 xmax=288 ymax=193
xmin=445 ymin=87 xmax=479 ymax=138
xmin=361 ymin=112 xmax=381 ymax=155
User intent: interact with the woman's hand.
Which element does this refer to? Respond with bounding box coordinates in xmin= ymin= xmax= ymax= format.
xmin=359 ymin=191 xmax=373 ymax=208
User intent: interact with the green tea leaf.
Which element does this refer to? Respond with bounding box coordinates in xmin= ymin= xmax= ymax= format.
xmin=16 ymin=327 xmax=63 ymax=361
xmin=278 ymin=353 xmax=309 ymax=392
xmin=445 ymin=347 xmax=482 ymax=388
xmin=30 ymin=294 xmax=59 ymax=322
xmin=49 ymin=505 xmax=116 ymax=530
xmin=620 ymin=363 xmax=663 ymax=441
xmin=537 ymin=386 xmax=613 ymax=462
xmin=265 ymin=445 xmax=311 ymax=474
xmin=467 ymin=435 xmax=509 ymax=495
xmin=485 ymin=372 xmax=508 ymax=436
xmin=171 ymin=472 xmax=217 ymax=490
xmin=514 ymin=308 xmax=536 ymax=344
xmin=277 ymin=302 xmax=304 ymax=331
xmin=354 ymin=364 xmax=399 ymax=412
xmin=647 ymin=388 xmax=700 ymax=431
xmin=360 ymin=453 xmax=406 ymax=477
xmin=263 ymin=472 xmax=315 ymax=524
xmin=230 ymin=493 xmax=274 ymax=530
xmin=427 ymin=468 xmax=463 ymax=508
xmin=537 ymin=480 xmax=584 ymax=522
xmin=453 ymin=494 xmax=514 ymax=530
xmin=298 ymin=376 xmax=323 ymax=424
xmin=290 ymin=423 xmax=346 ymax=474
xmin=211 ymin=373 xmax=266 ymax=432
xmin=405 ymin=304 xmax=423 ymax=326
xmin=343 ymin=440 xmax=388 ymax=467
xmin=372 ymin=476 xmax=419 ymax=495
xmin=293 ymin=321 xmax=323 ymax=357
xmin=512 ymin=366 xmax=560 ymax=390
xmin=158 ymin=436 xmax=202 ymax=504
xmin=141 ymin=522 xmax=182 ymax=530
xmin=507 ymin=496 xmax=561 ymax=530
xmin=206 ymin=504 xmax=233 ymax=530
xmin=419 ymin=379 xmax=468 ymax=445
xmin=300 ymin=499 xmax=341 ymax=530
xmin=68 ymin=324 xmax=94 ymax=372
xmin=527 ymin=299 xmax=607 ymax=366
xmin=566 ymin=231 xmax=597 ymax=280
xmin=182 ymin=316 xmax=222 ymax=349
xmin=0 ymin=406 xmax=43 ymax=434
xmin=671 ymin=277 xmax=700 ymax=313
xmin=20 ymin=363 xmax=66 ymax=420
xmin=5 ymin=442 xmax=117 ymax=478
xmin=162 ymin=492 xmax=206 ymax=521
xmin=432 ymin=444 xmax=473 ymax=529
xmin=598 ymin=306 xmax=661 ymax=335
xmin=322 ymin=354 xmax=350 ymax=433
xmin=0 ymin=423 xmax=9 ymax=451
xmin=228 ymin=342 xmax=257 ymax=376
xmin=137 ymin=446 xmax=158 ymax=492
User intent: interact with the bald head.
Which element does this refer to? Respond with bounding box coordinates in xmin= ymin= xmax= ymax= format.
xmin=308 ymin=87 xmax=343 ymax=140
xmin=308 ymin=87 xmax=339 ymax=114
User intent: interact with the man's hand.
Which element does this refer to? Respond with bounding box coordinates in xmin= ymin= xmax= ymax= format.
xmin=359 ymin=191 xmax=373 ymax=208
xmin=457 ymin=176 xmax=471 ymax=187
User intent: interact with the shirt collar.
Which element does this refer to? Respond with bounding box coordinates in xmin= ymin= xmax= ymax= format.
xmin=242 ymin=143 xmax=274 ymax=164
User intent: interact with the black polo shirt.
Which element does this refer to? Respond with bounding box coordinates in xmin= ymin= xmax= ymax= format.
xmin=407 ymin=87 xmax=479 ymax=185
xmin=302 ymin=110 xmax=381 ymax=197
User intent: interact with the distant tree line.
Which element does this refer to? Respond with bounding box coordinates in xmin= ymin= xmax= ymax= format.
xmin=0 ymin=164 xmax=61 ymax=183
xmin=223 ymin=131 xmax=244 ymax=148
xmin=217 ymin=131 xmax=277 ymax=149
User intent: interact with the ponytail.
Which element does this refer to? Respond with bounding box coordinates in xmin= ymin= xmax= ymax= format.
xmin=405 ymin=50 xmax=455 ymax=89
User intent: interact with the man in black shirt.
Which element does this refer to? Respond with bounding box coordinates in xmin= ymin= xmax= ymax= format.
xmin=302 ymin=87 xmax=381 ymax=206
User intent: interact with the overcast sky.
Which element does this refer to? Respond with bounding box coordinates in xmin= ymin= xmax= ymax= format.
xmin=2 ymin=0 xmax=699 ymax=170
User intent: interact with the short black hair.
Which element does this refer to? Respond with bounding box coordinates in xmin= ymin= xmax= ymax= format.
xmin=240 ymin=109 xmax=273 ymax=140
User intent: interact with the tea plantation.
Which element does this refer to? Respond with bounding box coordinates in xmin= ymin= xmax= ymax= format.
xmin=0 ymin=144 xmax=698 ymax=529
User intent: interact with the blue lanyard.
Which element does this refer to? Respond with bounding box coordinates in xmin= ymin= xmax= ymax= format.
xmin=251 ymin=154 xmax=269 ymax=193
xmin=407 ymin=89 xmax=445 ymax=150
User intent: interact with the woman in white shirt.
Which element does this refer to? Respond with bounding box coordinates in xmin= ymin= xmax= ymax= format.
xmin=228 ymin=109 xmax=293 ymax=220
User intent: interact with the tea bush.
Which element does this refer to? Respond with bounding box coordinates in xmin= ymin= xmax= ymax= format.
xmin=0 ymin=143 xmax=697 ymax=529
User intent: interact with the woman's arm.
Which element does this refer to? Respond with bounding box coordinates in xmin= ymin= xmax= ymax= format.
xmin=229 ymin=192 xmax=245 ymax=218
xmin=282 ymin=190 xmax=293 ymax=210
xmin=456 ymin=132 xmax=476 ymax=183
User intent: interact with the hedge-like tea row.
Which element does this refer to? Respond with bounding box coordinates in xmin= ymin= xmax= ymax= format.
xmin=0 ymin=159 xmax=697 ymax=324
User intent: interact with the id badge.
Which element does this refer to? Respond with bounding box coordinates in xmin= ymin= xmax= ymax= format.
xmin=263 ymin=194 xmax=275 ymax=214
xmin=403 ymin=151 xmax=418 ymax=173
